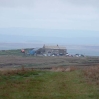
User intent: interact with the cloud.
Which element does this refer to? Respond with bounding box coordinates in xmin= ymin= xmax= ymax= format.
xmin=66 ymin=0 xmax=99 ymax=7
xmin=0 ymin=0 xmax=35 ymax=8
xmin=0 ymin=0 xmax=99 ymax=31
xmin=0 ymin=0 xmax=99 ymax=8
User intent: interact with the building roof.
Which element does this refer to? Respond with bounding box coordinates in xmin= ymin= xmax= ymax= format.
xmin=43 ymin=45 xmax=66 ymax=50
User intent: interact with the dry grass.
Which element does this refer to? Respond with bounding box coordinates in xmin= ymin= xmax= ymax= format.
xmin=0 ymin=56 xmax=99 ymax=69
xmin=83 ymin=65 xmax=99 ymax=85
xmin=51 ymin=66 xmax=77 ymax=72
xmin=0 ymin=66 xmax=34 ymax=76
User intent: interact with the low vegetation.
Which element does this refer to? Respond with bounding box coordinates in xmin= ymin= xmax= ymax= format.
xmin=83 ymin=65 xmax=99 ymax=85
xmin=0 ymin=67 xmax=99 ymax=99
xmin=0 ymin=55 xmax=99 ymax=70
xmin=0 ymin=50 xmax=99 ymax=98
xmin=0 ymin=49 xmax=21 ymax=56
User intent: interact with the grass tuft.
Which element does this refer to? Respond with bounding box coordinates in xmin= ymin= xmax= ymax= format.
xmin=83 ymin=65 xmax=99 ymax=84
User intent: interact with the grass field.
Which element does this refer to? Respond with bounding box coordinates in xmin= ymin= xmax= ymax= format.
xmin=0 ymin=49 xmax=99 ymax=69
xmin=0 ymin=55 xmax=99 ymax=70
xmin=0 ymin=50 xmax=99 ymax=99
xmin=0 ymin=68 xmax=99 ymax=99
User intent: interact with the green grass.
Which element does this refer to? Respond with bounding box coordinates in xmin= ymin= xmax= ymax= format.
xmin=0 ymin=49 xmax=22 ymax=56
xmin=0 ymin=70 xmax=99 ymax=99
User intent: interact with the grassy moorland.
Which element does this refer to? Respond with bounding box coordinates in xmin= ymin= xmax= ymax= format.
xmin=0 ymin=50 xmax=99 ymax=98
xmin=0 ymin=49 xmax=21 ymax=56
xmin=0 ymin=55 xmax=99 ymax=70
xmin=0 ymin=49 xmax=99 ymax=70
xmin=0 ymin=67 xmax=99 ymax=99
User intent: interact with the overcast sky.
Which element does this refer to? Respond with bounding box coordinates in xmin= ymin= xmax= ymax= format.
xmin=0 ymin=0 xmax=99 ymax=45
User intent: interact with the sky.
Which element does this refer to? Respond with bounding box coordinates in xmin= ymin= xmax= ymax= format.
xmin=0 ymin=0 xmax=99 ymax=45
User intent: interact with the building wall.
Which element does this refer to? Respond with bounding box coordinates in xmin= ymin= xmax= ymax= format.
xmin=45 ymin=49 xmax=59 ymax=55
xmin=59 ymin=49 xmax=67 ymax=55
xmin=44 ymin=49 xmax=66 ymax=56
